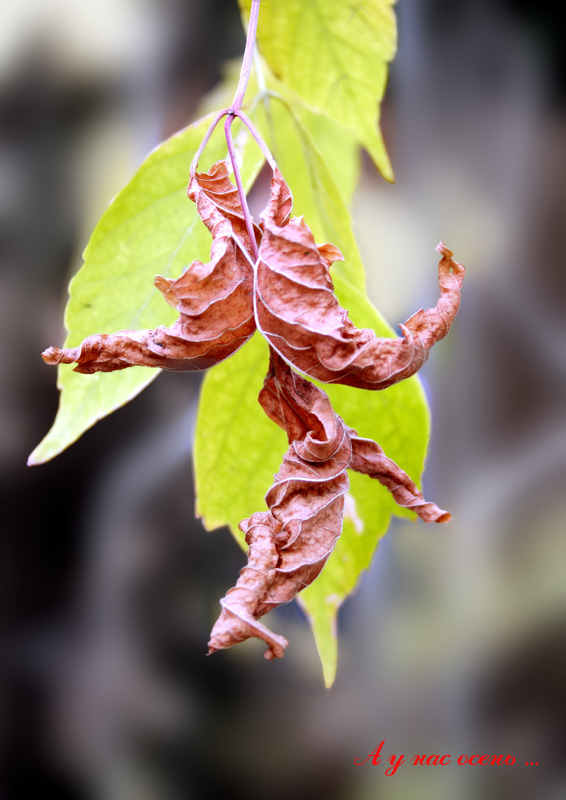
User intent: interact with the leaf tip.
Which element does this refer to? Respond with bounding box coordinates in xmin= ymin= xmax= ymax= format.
xmin=435 ymin=241 xmax=453 ymax=258
xmin=41 ymin=346 xmax=63 ymax=365
xmin=382 ymin=166 xmax=396 ymax=185
xmin=323 ymin=656 xmax=338 ymax=689
xmin=27 ymin=441 xmax=55 ymax=467
xmin=300 ymin=596 xmax=339 ymax=688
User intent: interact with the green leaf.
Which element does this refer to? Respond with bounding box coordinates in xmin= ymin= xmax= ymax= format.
xmin=294 ymin=104 xmax=361 ymax=207
xmin=250 ymin=92 xmax=365 ymax=286
xmin=195 ymin=333 xmax=285 ymax=533
xmin=195 ymin=94 xmax=430 ymax=686
xmin=29 ymin=115 xmax=265 ymax=465
xmin=240 ymin=0 xmax=397 ymax=181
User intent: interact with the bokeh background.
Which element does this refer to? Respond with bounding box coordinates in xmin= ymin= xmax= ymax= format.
xmin=1 ymin=0 xmax=565 ymax=797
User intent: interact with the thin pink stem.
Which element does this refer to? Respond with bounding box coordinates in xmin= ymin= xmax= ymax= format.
xmin=189 ymin=0 xmax=265 ymax=264
xmin=233 ymin=110 xmax=277 ymax=170
xmin=190 ymin=109 xmax=228 ymax=178
xmin=231 ymin=0 xmax=261 ymax=113
xmin=225 ymin=116 xmax=259 ymax=261
xmin=221 ymin=0 xmax=262 ymax=262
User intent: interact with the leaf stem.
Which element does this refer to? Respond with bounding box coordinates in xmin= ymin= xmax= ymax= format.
xmin=190 ymin=109 xmax=228 ymax=177
xmin=223 ymin=0 xmax=263 ymax=261
xmin=233 ymin=110 xmax=277 ymax=170
xmin=224 ymin=115 xmax=259 ymax=261
xmin=231 ymin=0 xmax=261 ymax=114
xmin=191 ymin=0 xmax=265 ymax=263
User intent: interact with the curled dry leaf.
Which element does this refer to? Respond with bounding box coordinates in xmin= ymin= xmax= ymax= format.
xmin=348 ymin=433 xmax=451 ymax=524
xmin=40 ymin=155 xmax=464 ymax=663
xmin=209 ymin=350 xmax=350 ymax=659
xmin=208 ymin=350 xmax=450 ymax=659
xmin=255 ymin=168 xmax=465 ymax=390
xmin=42 ymin=161 xmax=257 ymax=373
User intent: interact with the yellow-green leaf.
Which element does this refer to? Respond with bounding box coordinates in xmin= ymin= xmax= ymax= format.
xmin=29 ymin=116 xmax=264 ymax=465
xmin=240 ymin=0 xmax=397 ymax=181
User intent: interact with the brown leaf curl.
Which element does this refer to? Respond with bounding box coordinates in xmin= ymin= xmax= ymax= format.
xmin=208 ymin=350 xmax=350 ymax=659
xmin=255 ymin=169 xmax=465 ymax=390
xmin=42 ymin=161 xmax=257 ymax=373
xmin=208 ymin=350 xmax=450 ymax=659
xmin=348 ymin=433 xmax=451 ymax=524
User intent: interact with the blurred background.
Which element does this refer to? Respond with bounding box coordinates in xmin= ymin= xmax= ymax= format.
xmin=1 ymin=0 xmax=565 ymax=798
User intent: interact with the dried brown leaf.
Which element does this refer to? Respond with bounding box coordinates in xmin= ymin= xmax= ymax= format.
xmin=42 ymin=161 xmax=256 ymax=373
xmin=208 ymin=350 xmax=350 ymax=659
xmin=348 ymin=432 xmax=450 ymax=524
xmin=255 ymin=169 xmax=465 ymax=390
xmin=187 ymin=159 xmax=261 ymax=254
xmin=208 ymin=350 xmax=450 ymax=659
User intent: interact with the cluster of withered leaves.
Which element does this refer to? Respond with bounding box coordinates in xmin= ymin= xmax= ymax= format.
xmin=43 ymin=160 xmax=465 ymax=660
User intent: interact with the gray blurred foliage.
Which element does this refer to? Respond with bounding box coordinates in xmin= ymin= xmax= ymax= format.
xmin=1 ymin=1 xmax=565 ymax=798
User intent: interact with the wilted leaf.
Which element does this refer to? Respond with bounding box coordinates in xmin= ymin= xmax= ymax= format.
xmin=209 ymin=351 xmax=449 ymax=659
xmin=42 ymin=161 xmax=257 ymax=374
xmin=209 ymin=351 xmax=351 ymax=659
xmin=256 ymin=169 xmax=465 ymax=390
xmin=348 ymin=432 xmax=450 ymax=524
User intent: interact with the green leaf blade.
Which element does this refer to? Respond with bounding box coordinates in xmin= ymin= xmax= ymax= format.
xmin=195 ymin=333 xmax=287 ymax=536
xmin=30 ymin=115 xmax=265 ymax=465
xmin=240 ymin=0 xmax=397 ymax=180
